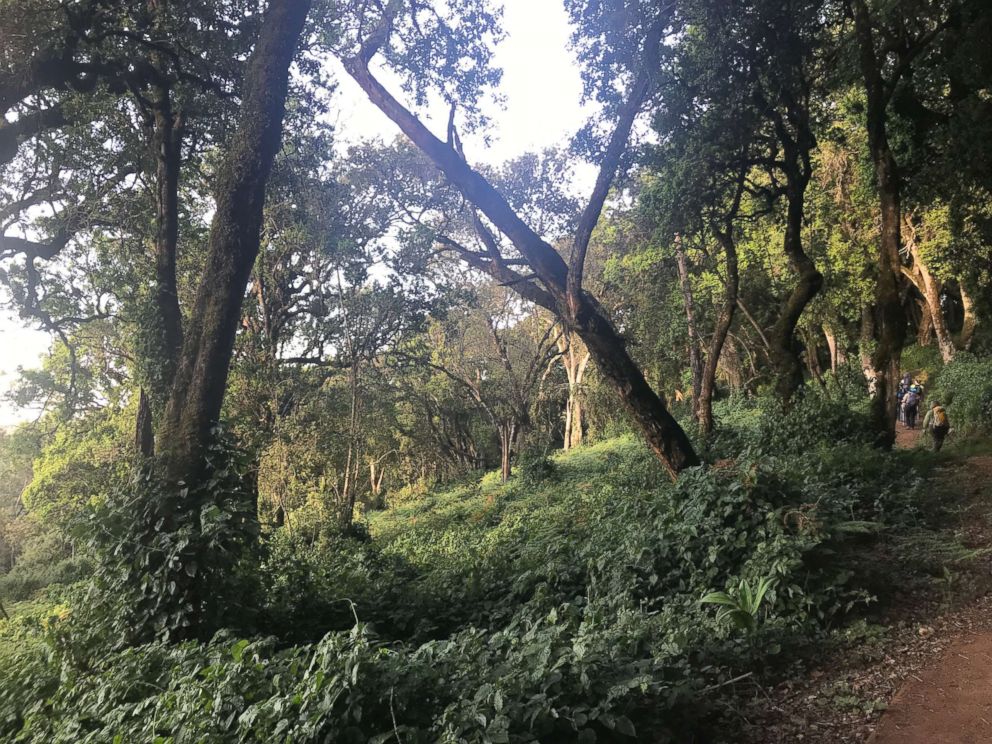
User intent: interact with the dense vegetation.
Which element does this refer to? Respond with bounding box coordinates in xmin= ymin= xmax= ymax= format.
xmin=1 ymin=0 xmax=991 ymax=741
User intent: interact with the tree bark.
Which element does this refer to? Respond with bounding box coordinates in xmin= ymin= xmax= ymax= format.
xmin=823 ymin=324 xmax=846 ymax=374
xmin=499 ymin=422 xmax=514 ymax=483
xmin=768 ymin=180 xmax=822 ymax=403
xmin=674 ymin=236 xmax=704 ymax=421
xmin=699 ymin=231 xmax=739 ymax=434
xmin=859 ymin=306 xmax=881 ymax=396
xmin=853 ymin=0 xmax=908 ymax=447
xmin=903 ymin=220 xmax=953 ymax=361
xmin=558 ymin=332 xmax=590 ymax=450
xmin=573 ymin=295 xmax=699 ymax=478
xmin=151 ymin=89 xmax=185 ymax=388
xmin=804 ymin=330 xmax=825 ymax=385
xmin=158 ymin=0 xmax=312 ymax=483
xmin=958 ymin=279 xmax=977 ymax=351
xmin=135 ymin=388 xmax=154 ymax=456
xmin=916 ymin=299 xmax=934 ymax=346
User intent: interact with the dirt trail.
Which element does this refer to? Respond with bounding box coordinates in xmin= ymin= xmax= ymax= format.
xmin=894 ymin=421 xmax=923 ymax=450
xmin=870 ymin=633 xmax=992 ymax=743
xmin=869 ymin=449 xmax=992 ymax=744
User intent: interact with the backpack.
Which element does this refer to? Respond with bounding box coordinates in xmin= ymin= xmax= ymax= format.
xmin=905 ymin=391 xmax=919 ymax=407
xmin=933 ymin=406 xmax=948 ymax=428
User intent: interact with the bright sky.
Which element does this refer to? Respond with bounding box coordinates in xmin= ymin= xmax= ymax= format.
xmin=0 ymin=0 xmax=589 ymax=427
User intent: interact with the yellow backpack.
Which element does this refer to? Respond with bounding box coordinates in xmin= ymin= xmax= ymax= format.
xmin=933 ymin=406 xmax=948 ymax=428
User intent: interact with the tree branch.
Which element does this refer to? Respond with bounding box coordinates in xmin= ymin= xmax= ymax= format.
xmin=342 ymin=56 xmax=570 ymax=300
xmin=568 ymin=20 xmax=664 ymax=313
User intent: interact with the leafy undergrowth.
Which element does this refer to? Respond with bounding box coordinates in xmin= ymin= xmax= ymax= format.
xmin=0 ymin=421 xmax=979 ymax=743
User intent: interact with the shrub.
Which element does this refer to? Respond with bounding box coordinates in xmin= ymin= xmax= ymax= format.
xmin=0 ymin=432 xmax=944 ymax=743
xmin=73 ymin=435 xmax=262 ymax=649
xmin=514 ymin=453 xmax=558 ymax=486
xmin=929 ymin=353 xmax=992 ymax=433
xmin=0 ymin=555 xmax=90 ymax=603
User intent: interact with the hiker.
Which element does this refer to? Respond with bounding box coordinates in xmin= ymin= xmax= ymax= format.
xmin=903 ymin=387 xmax=920 ymax=428
xmin=896 ymin=383 xmax=907 ymax=424
xmin=923 ymin=401 xmax=951 ymax=451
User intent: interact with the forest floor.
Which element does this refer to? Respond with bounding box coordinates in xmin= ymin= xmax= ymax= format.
xmin=738 ymin=430 xmax=992 ymax=743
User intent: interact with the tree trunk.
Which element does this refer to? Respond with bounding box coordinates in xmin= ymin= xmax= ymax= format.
xmin=859 ymin=307 xmax=881 ymax=397
xmin=823 ymin=324 xmax=846 ymax=374
xmin=158 ymin=0 xmax=312 ymax=483
xmin=804 ymin=330 xmax=825 ymax=385
xmin=853 ymin=0 xmax=907 ymax=447
xmin=499 ymin=421 xmax=517 ymax=483
xmin=958 ymin=280 xmax=977 ymax=350
xmin=340 ymin=361 xmax=361 ymax=528
xmin=674 ymin=236 xmax=703 ymax=420
xmin=718 ymin=335 xmax=745 ymax=392
xmin=905 ymin=226 xmax=953 ymax=361
xmin=769 ymin=182 xmax=823 ymax=403
xmin=699 ymin=231 xmax=739 ymax=434
xmin=563 ymin=394 xmax=573 ymax=450
xmin=151 ymin=88 xmax=184 ymax=390
xmin=558 ymin=332 xmax=590 ymax=450
xmin=916 ymin=299 xmax=934 ymax=346
xmin=573 ymin=295 xmax=700 ymax=478
xmin=135 ymin=387 xmax=154 ymax=456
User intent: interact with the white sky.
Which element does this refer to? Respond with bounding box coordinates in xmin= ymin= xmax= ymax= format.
xmin=0 ymin=0 xmax=589 ymax=427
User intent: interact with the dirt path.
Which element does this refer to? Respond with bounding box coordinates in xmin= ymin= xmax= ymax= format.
xmin=894 ymin=421 xmax=923 ymax=450
xmin=739 ymin=447 xmax=992 ymax=744
xmin=869 ymin=453 xmax=992 ymax=744
xmin=870 ymin=633 xmax=992 ymax=743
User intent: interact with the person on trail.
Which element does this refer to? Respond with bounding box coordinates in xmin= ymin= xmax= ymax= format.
xmin=896 ymin=383 xmax=907 ymax=424
xmin=903 ymin=387 xmax=920 ymax=428
xmin=923 ymin=400 xmax=951 ymax=451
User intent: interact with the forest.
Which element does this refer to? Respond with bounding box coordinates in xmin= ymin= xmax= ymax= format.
xmin=1 ymin=0 xmax=991 ymax=741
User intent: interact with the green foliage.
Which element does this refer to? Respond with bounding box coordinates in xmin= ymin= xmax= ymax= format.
xmin=701 ymin=577 xmax=776 ymax=632
xmin=900 ymin=343 xmax=944 ymax=379
xmin=708 ymin=371 xmax=872 ymax=458
xmin=514 ymin=453 xmax=559 ymax=487
xmin=75 ymin=436 xmax=260 ymax=648
xmin=0 ymin=428 xmax=964 ymax=742
xmin=0 ymin=552 xmax=89 ymax=603
xmin=929 ymin=353 xmax=992 ymax=433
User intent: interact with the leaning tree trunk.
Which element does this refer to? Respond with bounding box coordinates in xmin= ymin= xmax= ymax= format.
xmin=573 ymin=295 xmax=700 ymax=478
xmin=158 ymin=0 xmax=312 ymax=483
xmin=343 ymin=50 xmax=700 ymax=481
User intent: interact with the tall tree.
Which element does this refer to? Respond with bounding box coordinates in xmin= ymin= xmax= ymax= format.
xmin=157 ymin=0 xmax=312 ymax=482
xmin=338 ymin=0 xmax=699 ymax=478
xmin=848 ymin=0 xmax=952 ymax=443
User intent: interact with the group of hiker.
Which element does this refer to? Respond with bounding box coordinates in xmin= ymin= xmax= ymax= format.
xmin=896 ymin=373 xmax=951 ymax=451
